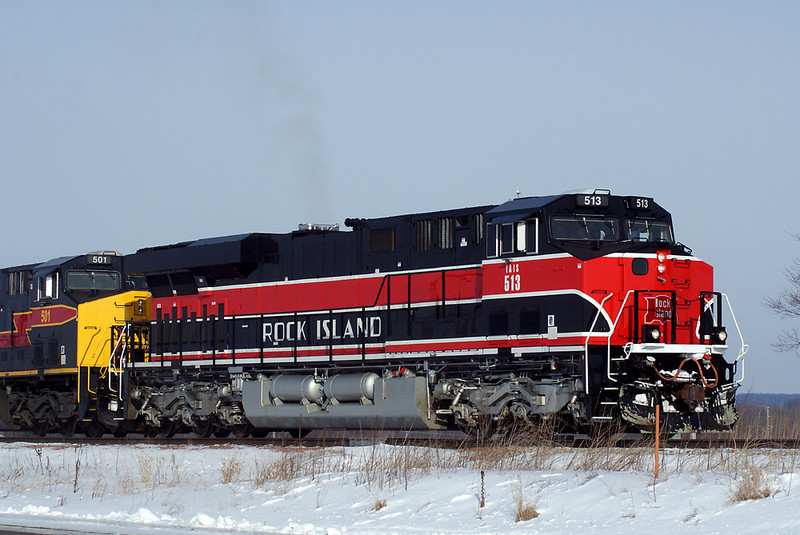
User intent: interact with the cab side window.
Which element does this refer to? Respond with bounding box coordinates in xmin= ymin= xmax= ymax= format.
xmin=487 ymin=218 xmax=539 ymax=257
xmin=37 ymin=273 xmax=58 ymax=300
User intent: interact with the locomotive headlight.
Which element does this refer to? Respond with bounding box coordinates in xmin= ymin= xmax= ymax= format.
xmin=136 ymin=298 xmax=145 ymax=315
xmin=650 ymin=327 xmax=661 ymax=340
xmin=656 ymin=252 xmax=667 ymax=275
xmin=642 ymin=325 xmax=661 ymax=342
xmin=712 ymin=327 xmax=728 ymax=344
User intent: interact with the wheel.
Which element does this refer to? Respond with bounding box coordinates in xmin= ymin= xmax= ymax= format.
xmin=232 ymin=424 xmax=252 ymax=439
xmin=59 ymin=418 xmax=77 ymax=438
xmin=157 ymin=420 xmax=178 ymax=438
xmin=84 ymin=418 xmax=106 ymax=438
xmin=288 ymin=428 xmax=312 ymax=439
xmin=192 ymin=419 xmax=215 ymax=438
xmin=31 ymin=419 xmax=49 ymax=438
xmin=213 ymin=427 xmax=231 ymax=438
xmin=250 ymin=428 xmax=270 ymax=439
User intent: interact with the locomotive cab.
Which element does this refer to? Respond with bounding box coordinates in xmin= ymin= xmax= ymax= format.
xmin=484 ymin=190 xmax=682 ymax=262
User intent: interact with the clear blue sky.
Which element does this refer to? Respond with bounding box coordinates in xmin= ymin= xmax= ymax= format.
xmin=2 ymin=3 xmax=799 ymax=392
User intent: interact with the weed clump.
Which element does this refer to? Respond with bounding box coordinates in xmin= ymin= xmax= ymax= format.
xmin=512 ymin=479 xmax=539 ymax=522
xmin=220 ymin=456 xmax=244 ymax=484
xmin=730 ymin=464 xmax=775 ymax=503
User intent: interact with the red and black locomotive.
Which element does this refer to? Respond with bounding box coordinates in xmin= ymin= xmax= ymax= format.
xmin=0 ymin=190 xmax=745 ymax=437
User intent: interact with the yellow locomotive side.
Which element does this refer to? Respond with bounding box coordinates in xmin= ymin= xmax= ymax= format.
xmin=77 ymin=290 xmax=151 ymax=369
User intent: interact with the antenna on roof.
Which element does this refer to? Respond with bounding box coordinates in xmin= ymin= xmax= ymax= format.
xmin=515 ymin=186 xmax=521 ymax=199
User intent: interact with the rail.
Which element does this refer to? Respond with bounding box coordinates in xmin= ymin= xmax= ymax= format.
xmin=0 ymin=432 xmax=796 ymax=449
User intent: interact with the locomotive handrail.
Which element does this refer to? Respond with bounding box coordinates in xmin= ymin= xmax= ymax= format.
xmin=78 ymin=324 xmax=115 ymax=400
xmin=585 ymin=289 xmax=638 ymax=393
xmin=605 ymin=290 xmax=638 ymax=384
xmin=372 ymin=273 xmax=392 ymax=308
xmin=108 ymin=323 xmax=129 ymax=398
xmin=110 ymin=324 xmax=128 ymax=372
xmin=608 ymin=289 xmax=636 ymax=343
xmin=721 ymin=292 xmax=749 ymax=384
xmin=583 ymin=290 xmax=748 ymax=392
xmin=583 ymin=291 xmax=620 ymax=394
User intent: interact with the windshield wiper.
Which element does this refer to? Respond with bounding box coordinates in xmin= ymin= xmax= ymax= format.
xmin=580 ymin=217 xmax=589 ymax=236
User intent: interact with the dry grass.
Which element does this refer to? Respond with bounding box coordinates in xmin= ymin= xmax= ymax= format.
xmin=730 ymin=463 xmax=775 ymax=503
xmin=512 ymin=479 xmax=539 ymax=522
xmin=136 ymin=454 xmax=187 ymax=487
xmin=734 ymin=404 xmax=800 ymax=442
xmin=118 ymin=473 xmax=137 ymax=495
xmin=251 ymin=449 xmax=324 ymax=487
xmin=220 ymin=456 xmax=244 ymax=484
xmin=3 ymin=407 xmax=800 ymax=516
xmin=138 ymin=456 xmax=154 ymax=486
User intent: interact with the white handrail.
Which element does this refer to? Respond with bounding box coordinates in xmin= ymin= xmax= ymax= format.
xmin=721 ymin=293 xmax=748 ymax=384
xmin=605 ymin=290 xmax=638 ymax=383
xmin=582 ymin=289 xmax=746 ymax=392
xmin=108 ymin=323 xmax=130 ymax=397
xmin=583 ymin=292 xmax=619 ymax=393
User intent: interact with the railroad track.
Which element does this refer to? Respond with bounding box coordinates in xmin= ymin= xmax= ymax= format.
xmin=2 ymin=431 xmax=798 ymax=449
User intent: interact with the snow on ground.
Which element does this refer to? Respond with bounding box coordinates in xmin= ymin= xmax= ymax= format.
xmin=0 ymin=440 xmax=798 ymax=534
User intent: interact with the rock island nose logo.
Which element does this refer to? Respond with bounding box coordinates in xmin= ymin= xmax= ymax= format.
xmin=644 ymin=295 xmax=672 ymax=324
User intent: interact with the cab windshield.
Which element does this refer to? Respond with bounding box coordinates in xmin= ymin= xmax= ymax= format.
xmin=550 ymin=216 xmax=674 ymax=245
xmin=551 ymin=216 xmax=620 ymax=241
xmin=65 ymin=270 xmax=122 ymax=291
xmin=626 ymin=220 xmax=674 ymax=244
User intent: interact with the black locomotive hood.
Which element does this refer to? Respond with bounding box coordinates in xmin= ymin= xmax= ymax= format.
xmin=483 ymin=191 xmax=686 ymax=261
xmin=485 ymin=195 xmax=561 ymax=225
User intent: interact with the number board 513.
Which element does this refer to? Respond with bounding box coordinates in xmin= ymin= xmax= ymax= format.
xmin=575 ymin=194 xmax=609 ymax=208
xmin=626 ymin=196 xmax=653 ymax=210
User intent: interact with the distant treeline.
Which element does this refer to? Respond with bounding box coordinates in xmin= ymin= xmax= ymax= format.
xmin=738 ymin=393 xmax=800 ymax=408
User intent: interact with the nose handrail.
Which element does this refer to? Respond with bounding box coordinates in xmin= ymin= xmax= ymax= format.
xmin=721 ymin=293 xmax=748 ymax=384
